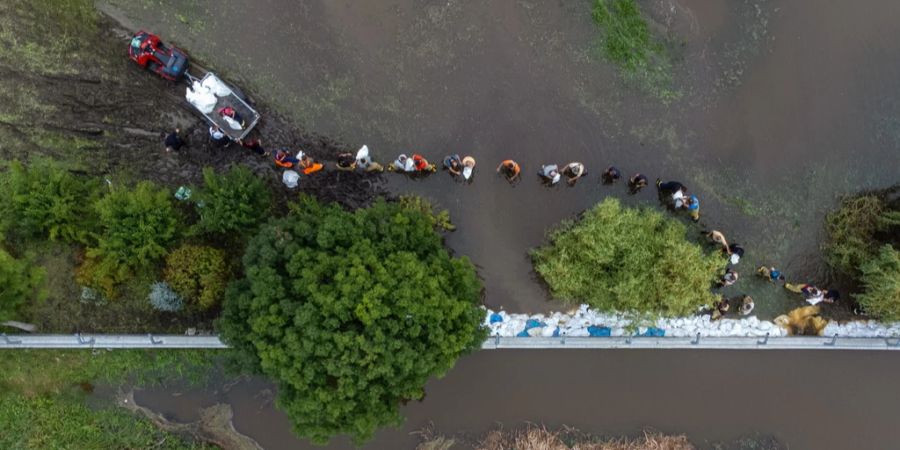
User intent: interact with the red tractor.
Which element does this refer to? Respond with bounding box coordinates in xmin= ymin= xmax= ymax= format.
xmin=128 ymin=31 xmax=189 ymax=81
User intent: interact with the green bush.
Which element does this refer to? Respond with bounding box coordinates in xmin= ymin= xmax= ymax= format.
xmin=0 ymin=248 xmax=45 ymax=322
xmin=195 ymin=166 xmax=271 ymax=236
xmin=531 ymin=198 xmax=723 ymax=316
xmin=164 ymin=245 xmax=229 ymax=310
xmin=82 ymin=181 xmax=180 ymax=292
xmin=855 ymin=245 xmax=900 ymax=321
xmin=823 ymin=194 xmax=888 ymax=276
xmin=398 ymin=195 xmax=455 ymax=231
xmin=218 ymin=197 xmax=485 ymax=444
xmin=4 ymin=161 xmax=101 ymax=243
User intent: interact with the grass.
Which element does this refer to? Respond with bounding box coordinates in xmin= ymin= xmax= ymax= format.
xmin=418 ymin=425 xmax=694 ymax=450
xmin=591 ymin=0 xmax=681 ymax=102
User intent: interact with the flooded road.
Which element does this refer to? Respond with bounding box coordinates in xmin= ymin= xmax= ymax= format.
xmin=137 ymin=349 xmax=900 ymax=449
xmin=105 ymin=0 xmax=899 ymax=316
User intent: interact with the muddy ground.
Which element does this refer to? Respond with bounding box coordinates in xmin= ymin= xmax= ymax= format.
xmin=0 ymin=0 xmax=383 ymax=333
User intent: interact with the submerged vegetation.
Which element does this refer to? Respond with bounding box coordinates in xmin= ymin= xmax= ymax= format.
xmin=219 ymin=196 xmax=485 ymax=444
xmin=532 ymin=198 xmax=724 ymax=316
xmin=591 ymin=0 xmax=680 ymax=101
xmin=823 ymin=186 xmax=900 ymax=318
xmin=418 ymin=425 xmax=694 ymax=450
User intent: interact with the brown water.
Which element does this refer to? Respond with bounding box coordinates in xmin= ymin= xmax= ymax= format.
xmin=104 ymin=1 xmax=900 ymax=448
xmin=137 ymin=350 xmax=900 ymax=449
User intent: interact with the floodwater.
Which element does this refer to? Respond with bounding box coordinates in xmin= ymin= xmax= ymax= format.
xmin=137 ymin=349 xmax=900 ymax=449
xmin=101 ymin=1 xmax=900 ymax=449
xmin=104 ymin=0 xmax=899 ymax=316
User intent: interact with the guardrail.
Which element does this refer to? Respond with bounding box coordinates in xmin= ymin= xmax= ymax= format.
xmin=2 ymin=333 xmax=900 ymax=350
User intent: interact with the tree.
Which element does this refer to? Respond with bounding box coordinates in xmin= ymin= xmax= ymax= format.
xmin=194 ymin=166 xmax=271 ymax=236
xmin=4 ymin=160 xmax=101 ymax=243
xmin=81 ymin=181 xmax=179 ymax=292
xmin=531 ymin=198 xmax=724 ymax=316
xmin=823 ymin=194 xmax=889 ymax=276
xmin=0 ymin=248 xmax=45 ymax=322
xmin=855 ymin=245 xmax=900 ymax=321
xmin=164 ymin=245 xmax=229 ymax=310
xmin=218 ymin=197 xmax=485 ymax=444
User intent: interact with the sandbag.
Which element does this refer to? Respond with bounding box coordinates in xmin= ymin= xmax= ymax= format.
xmin=222 ymin=115 xmax=243 ymax=130
xmin=282 ymin=170 xmax=300 ymax=188
xmin=201 ymin=74 xmax=233 ymax=97
xmin=186 ymin=81 xmax=216 ymax=114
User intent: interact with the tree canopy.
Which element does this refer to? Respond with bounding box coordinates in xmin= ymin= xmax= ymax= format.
xmin=531 ymin=198 xmax=724 ymax=316
xmin=218 ymin=197 xmax=485 ymax=444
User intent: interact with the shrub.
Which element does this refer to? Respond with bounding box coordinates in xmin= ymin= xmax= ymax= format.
xmin=218 ymin=197 xmax=485 ymax=444
xmin=823 ymin=194 xmax=887 ymax=276
xmin=531 ymin=198 xmax=724 ymax=316
xmin=398 ymin=195 xmax=455 ymax=231
xmin=148 ymin=282 xmax=184 ymax=312
xmin=164 ymin=245 xmax=229 ymax=310
xmin=194 ymin=166 xmax=271 ymax=236
xmin=4 ymin=160 xmax=101 ymax=243
xmin=0 ymin=248 xmax=45 ymax=322
xmin=855 ymin=245 xmax=900 ymax=321
xmin=83 ymin=181 xmax=180 ymax=290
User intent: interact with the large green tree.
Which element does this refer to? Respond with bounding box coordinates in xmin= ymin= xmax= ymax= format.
xmin=218 ymin=197 xmax=485 ymax=444
xmin=531 ymin=198 xmax=724 ymax=316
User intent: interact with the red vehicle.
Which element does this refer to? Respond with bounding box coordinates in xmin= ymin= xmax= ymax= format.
xmin=128 ymin=31 xmax=189 ymax=81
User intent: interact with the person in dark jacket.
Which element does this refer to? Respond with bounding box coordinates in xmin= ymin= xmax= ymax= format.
xmin=164 ymin=128 xmax=185 ymax=152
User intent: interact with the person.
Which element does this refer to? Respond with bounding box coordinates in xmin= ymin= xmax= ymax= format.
xmin=824 ymin=289 xmax=840 ymax=304
xmin=539 ymin=164 xmax=561 ymax=185
xmin=656 ymin=179 xmax=686 ymax=197
xmin=725 ymin=243 xmax=744 ymax=265
xmin=785 ymin=283 xmax=829 ymax=305
xmin=563 ymin=162 xmax=586 ymax=185
xmin=274 ymin=149 xmax=300 ymax=168
xmin=355 ymin=145 xmax=384 ymax=172
xmin=711 ymin=297 xmax=730 ymax=320
xmin=336 ymin=152 xmax=357 ymax=171
xmin=443 ymin=154 xmax=462 ymax=176
xmin=683 ymin=195 xmax=700 ymax=222
xmin=602 ymin=166 xmax=621 ymax=184
xmin=298 ymin=151 xmax=324 ymax=175
xmin=628 ymin=173 xmax=648 ymax=194
xmin=412 ymin=154 xmax=435 ymax=172
xmin=237 ymin=137 xmax=266 ymax=155
xmin=218 ymin=106 xmax=245 ymax=128
xmin=740 ymin=295 xmax=755 ymax=315
xmin=705 ymin=230 xmax=730 ymax=254
xmin=164 ymin=128 xmax=185 ymax=152
xmin=496 ymin=159 xmax=521 ymax=182
xmin=719 ymin=268 xmax=739 ymax=287
xmin=208 ymin=125 xmax=230 ymax=147
xmin=390 ymin=154 xmax=415 ymax=172
xmin=461 ymin=156 xmax=476 ymax=180
xmin=756 ymin=266 xmax=785 ymax=282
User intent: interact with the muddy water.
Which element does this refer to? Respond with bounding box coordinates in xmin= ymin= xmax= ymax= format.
xmin=105 ymin=0 xmax=899 ymax=317
xmin=137 ymin=350 xmax=900 ymax=449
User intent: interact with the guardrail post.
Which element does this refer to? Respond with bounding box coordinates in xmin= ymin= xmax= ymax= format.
xmin=148 ymin=334 xmax=163 ymax=345
xmin=625 ymin=336 xmax=632 ymax=345
xmin=2 ymin=333 xmax=22 ymax=345
xmin=824 ymin=334 xmax=838 ymax=347
xmin=757 ymin=333 xmax=770 ymax=345
xmin=691 ymin=333 xmax=701 ymax=345
xmin=76 ymin=333 xmax=95 ymax=346
xmin=494 ymin=335 xmax=500 ymax=348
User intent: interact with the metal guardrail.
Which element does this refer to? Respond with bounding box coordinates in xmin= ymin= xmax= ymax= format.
xmin=0 ymin=333 xmax=227 ymax=349
xmin=2 ymin=333 xmax=900 ymax=350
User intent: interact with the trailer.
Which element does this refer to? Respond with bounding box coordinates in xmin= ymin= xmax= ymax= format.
xmin=185 ymin=72 xmax=260 ymax=141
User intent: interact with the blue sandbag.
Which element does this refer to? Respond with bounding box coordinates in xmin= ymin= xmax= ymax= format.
xmin=552 ymin=327 xmax=560 ymax=337
xmin=587 ymin=326 xmax=611 ymax=337
xmin=524 ymin=319 xmax=545 ymax=330
xmin=489 ymin=313 xmax=504 ymax=324
xmin=516 ymin=329 xmax=530 ymax=337
xmin=641 ymin=327 xmax=666 ymax=337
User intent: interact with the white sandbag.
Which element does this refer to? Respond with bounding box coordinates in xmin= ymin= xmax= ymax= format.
xmin=201 ymin=73 xmax=233 ymax=97
xmin=186 ymin=81 xmax=217 ymax=114
xmin=282 ymin=170 xmax=299 ymax=188
xmin=222 ymin=115 xmax=243 ymax=130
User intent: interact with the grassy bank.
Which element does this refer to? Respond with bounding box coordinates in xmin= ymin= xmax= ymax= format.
xmin=0 ymin=349 xmax=218 ymax=449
